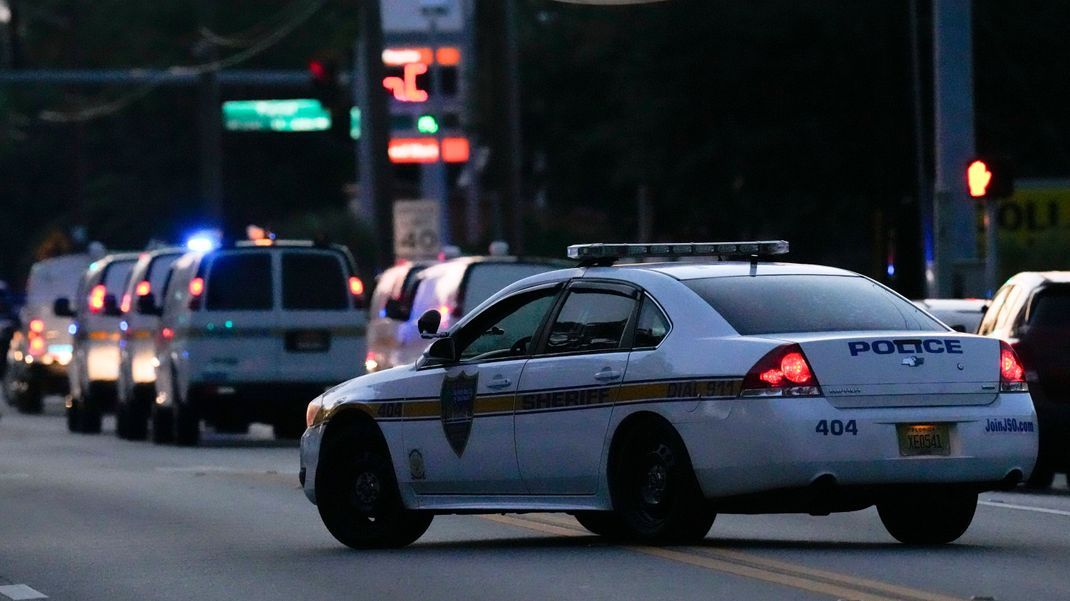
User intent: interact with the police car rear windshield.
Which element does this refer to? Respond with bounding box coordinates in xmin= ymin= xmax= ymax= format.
xmin=684 ymin=275 xmax=944 ymax=335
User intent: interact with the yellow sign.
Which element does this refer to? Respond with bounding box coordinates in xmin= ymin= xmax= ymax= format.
xmin=997 ymin=181 xmax=1070 ymax=278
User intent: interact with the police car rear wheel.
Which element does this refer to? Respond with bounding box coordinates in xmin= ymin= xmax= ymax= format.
xmin=612 ymin=421 xmax=715 ymax=543
xmin=877 ymin=490 xmax=977 ymax=545
xmin=318 ymin=423 xmax=433 ymax=549
xmin=151 ymin=405 xmax=174 ymax=444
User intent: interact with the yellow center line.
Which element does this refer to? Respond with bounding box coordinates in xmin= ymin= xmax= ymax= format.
xmin=481 ymin=514 xmax=966 ymax=601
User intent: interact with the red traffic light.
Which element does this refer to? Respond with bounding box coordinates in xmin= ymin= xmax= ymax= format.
xmin=308 ymin=59 xmax=328 ymax=82
xmin=967 ymin=159 xmax=992 ymax=198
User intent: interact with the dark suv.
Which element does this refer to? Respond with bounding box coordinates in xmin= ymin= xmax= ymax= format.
xmin=977 ymin=272 xmax=1070 ymax=487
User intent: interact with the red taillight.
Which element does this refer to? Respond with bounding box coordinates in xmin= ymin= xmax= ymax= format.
xmin=161 ymin=327 xmax=174 ymax=341
xmin=136 ymin=281 xmax=151 ymax=296
xmin=189 ymin=277 xmax=205 ymax=297
xmin=999 ymin=340 xmax=1026 ymax=392
xmin=29 ymin=336 xmax=45 ymax=355
xmin=29 ymin=319 xmax=45 ymax=334
xmin=742 ymin=344 xmax=821 ymax=398
xmin=88 ymin=284 xmax=107 ymax=313
xmin=120 ymin=293 xmax=132 ymax=314
xmin=349 ymin=276 xmax=365 ymax=297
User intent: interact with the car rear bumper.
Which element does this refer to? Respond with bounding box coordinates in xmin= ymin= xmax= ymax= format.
xmin=678 ymin=392 xmax=1038 ymax=500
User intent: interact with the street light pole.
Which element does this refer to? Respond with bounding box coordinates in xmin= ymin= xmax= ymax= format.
xmin=422 ymin=1 xmax=451 ymax=247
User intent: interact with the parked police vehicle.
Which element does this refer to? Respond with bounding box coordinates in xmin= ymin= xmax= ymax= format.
xmin=114 ymin=248 xmax=184 ymax=440
xmin=56 ymin=252 xmax=139 ymax=433
xmin=4 ymin=253 xmax=94 ymax=414
xmin=152 ymin=239 xmax=367 ymax=445
xmin=977 ymin=271 xmax=1070 ymax=487
xmin=365 ymin=260 xmax=435 ymax=373
xmin=300 ymin=241 xmax=1037 ymax=549
xmin=377 ymin=255 xmax=564 ymax=372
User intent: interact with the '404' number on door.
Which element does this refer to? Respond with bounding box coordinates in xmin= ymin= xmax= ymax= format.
xmin=815 ymin=419 xmax=858 ymax=436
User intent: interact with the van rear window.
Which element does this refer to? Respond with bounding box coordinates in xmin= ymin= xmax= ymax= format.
xmin=206 ymin=254 xmax=273 ymax=311
xmin=683 ymin=275 xmax=944 ymax=335
xmin=282 ymin=252 xmax=348 ymax=310
xmin=462 ymin=263 xmax=557 ymax=314
xmin=103 ymin=260 xmax=135 ymax=294
xmin=1029 ymin=287 xmax=1070 ymax=327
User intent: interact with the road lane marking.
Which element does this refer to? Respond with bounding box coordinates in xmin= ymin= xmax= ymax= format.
xmin=483 ymin=514 xmax=965 ymax=601
xmin=0 ymin=584 xmax=48 ymax=600
xmin=979 ymin=499 xmax=1070 ymax=517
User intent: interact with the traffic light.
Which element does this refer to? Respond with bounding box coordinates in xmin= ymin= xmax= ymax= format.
xmin=308 ymin=56 xmax=352 ymax=140
xmin=966 ymin=156 xmax=1014 ymax=199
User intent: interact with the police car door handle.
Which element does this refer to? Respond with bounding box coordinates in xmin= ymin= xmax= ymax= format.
xmin=594 ymin=368 xmax=622 ymax=381
xmin=487 ymin=376 xmax=512 ymax=389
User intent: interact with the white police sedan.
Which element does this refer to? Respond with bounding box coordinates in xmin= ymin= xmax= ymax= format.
xmin=301 ymin=241 xmax=1037 ymax=548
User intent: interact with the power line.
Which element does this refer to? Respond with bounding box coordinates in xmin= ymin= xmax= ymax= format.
xmin=38 ymin=0 xmax=326 ymax=123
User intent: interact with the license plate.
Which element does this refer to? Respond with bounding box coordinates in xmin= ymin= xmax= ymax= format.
xmin=285 ymin=330 xmax=330 ymax=353
xmin=896 ymin=423 xmax=951 ymax=456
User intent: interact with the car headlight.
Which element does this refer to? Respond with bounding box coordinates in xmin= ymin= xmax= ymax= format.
xmin=306 ymin=396 xmax=326 ymax=428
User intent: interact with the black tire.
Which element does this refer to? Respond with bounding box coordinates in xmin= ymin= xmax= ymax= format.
xmin=174 ymin=401 xmax=200 ymax=446
xmin=115 ymin=400 xmax=130 ymax=439
xmin=78 ymin=391 xmax=103 ymax=434
xmin=15 ymin=377 xmax=43 ymax=414
xmin=125 ymin=399 xmax=149 ymax=441
xmin=151 ymin=404 xmax=174 ymax=445
xmin=66 ymin=396 xmax=80 ymax=433
xmin=610 ymin=420 xmax=715 ymax=544
xmin=573 ymin=511 xmax=628 ymax=538
xmin=1025 ymin=464 xmax=1055 ymax=489
xmin=317 ymin=421 xmax=433 ymax=549
xmin=877 ymin=490 xmax=977 ymax=545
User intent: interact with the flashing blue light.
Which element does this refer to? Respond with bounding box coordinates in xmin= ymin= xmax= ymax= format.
xmin=119 ymin=320 xmax=128 ymax=332
xmin=886 ymin=263 xmax=896 ymax=277
xmin=68 ymin=324 xmax=78 ymax=335
xmin=186 ymin=229 xmax=222 ymax=252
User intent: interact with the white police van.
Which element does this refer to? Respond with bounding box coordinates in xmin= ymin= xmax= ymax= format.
xmin=300 ymin=241 xmax=1037 ymax=549
xmin=114 ymin=247 xmax=184 ymax=440
xmin=152 ymin=240 xmax=367 ymax=445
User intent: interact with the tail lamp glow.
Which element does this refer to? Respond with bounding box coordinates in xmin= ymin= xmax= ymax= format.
xmin=741 ymin=344 xmax=821 ymax=398
xmin=88 ymin=284 xmax=107 ymax=314
xmin=188 ymin=277 xmax=205 ymax=310
xmin=999 ymin=341 xmax=1027 ymax=392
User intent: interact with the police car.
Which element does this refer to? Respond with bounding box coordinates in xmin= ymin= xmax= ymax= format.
xmin=300 ymin=241 xmax=1038 ymax=549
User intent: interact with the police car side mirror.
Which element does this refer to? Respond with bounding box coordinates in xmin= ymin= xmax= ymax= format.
xmin=53 ymin=297 xmax=75 ymax=318
xmin=136 ymin=293 xmax=162 ymax=316
xmin=426 ymin=337 xmax=457 ymax=363
xmin=417 ymin=309 xmax=443 ymax=339
xmin=384 ymin=298 xmax=406 ymax=321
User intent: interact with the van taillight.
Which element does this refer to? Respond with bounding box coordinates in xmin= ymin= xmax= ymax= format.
xmin=741 ymin=344 xmax=822 ymax=398
xmin=188 ymin=277 xmax=204 ymax=310
xmin=29 ymin=319 xmax=45 ymax=334
xmin=999 ymin=340 xmax=1027 ymax=392
xmin=349 ymin=276 xmax=364 ymax=297
xmin=136 ymin=281 xmax=151 ymax=296
xmin=88 ymin=284 xmax=107 ymax=314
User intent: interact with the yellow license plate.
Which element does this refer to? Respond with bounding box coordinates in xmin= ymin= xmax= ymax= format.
xmin=896 ymin=423 xmax=951 ymax=456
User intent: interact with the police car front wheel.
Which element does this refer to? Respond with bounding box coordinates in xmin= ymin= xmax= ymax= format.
xmin=317 ymin=421 xmax=433 ymax=549
xmin=877 ymin=490 xmax=977 ymax=545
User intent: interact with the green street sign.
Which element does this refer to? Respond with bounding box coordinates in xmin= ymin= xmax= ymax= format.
xmin=222 ymin=99 xmax=330 ymax=132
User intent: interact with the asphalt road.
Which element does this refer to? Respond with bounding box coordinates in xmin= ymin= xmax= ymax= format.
xmin=2 ymin=395 xmax=1069 ymax=601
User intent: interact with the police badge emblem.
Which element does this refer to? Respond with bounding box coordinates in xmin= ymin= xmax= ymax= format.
xmin=440 ymin=371 xmax=478 ymax=456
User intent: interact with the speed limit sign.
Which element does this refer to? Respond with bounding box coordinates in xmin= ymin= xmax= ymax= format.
xmin=393 ymin=199 xmax=441 ymax=259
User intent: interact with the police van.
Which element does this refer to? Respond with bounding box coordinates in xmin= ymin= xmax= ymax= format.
xmin=152 ymin=240 xmax=367 ymax=445
xmin=300 ymin=241 xmax=1038 ymax=549
xmin=56 ymin=252 xmax=139 ymax=433
xmin=114 ymin=247 xmax=184 ymax=440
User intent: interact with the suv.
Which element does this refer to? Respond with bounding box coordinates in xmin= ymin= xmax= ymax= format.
xmin=4 ymin=254 xmax=91 ymax=413
xmin=113 ymin=248 xmax=184 ymax=440
xmin=56 ymin=253 xmax=139 ymax=433
xmin=388 ymin=257 xmax=564 ymax=369
xmin=365 ymin=260 xmax=434 ymax=372
xmin=151 ymin=240 xmax=367 ymax=445
xmin=977 ymin=271 xmax=1070 ymax=486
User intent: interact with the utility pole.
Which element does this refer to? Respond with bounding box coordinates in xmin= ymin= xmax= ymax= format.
xmin=504 ymin=0 xmax=524 ymax=254
xmin=908 ymin=0 xmax=934 ymax=297
xmin=197 ymin=0 xmax=224 ymax=226
xmin=357 ymin=0 xmax=394 ymax=270
xmin=932 ymin=0 xmax=978 ymax=297
xmin=422 ymin=0 xmax=451 ymax=247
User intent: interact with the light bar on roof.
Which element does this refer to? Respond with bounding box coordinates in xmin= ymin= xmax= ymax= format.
xmin=567 ymin=240 xmax=790 ymax=261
